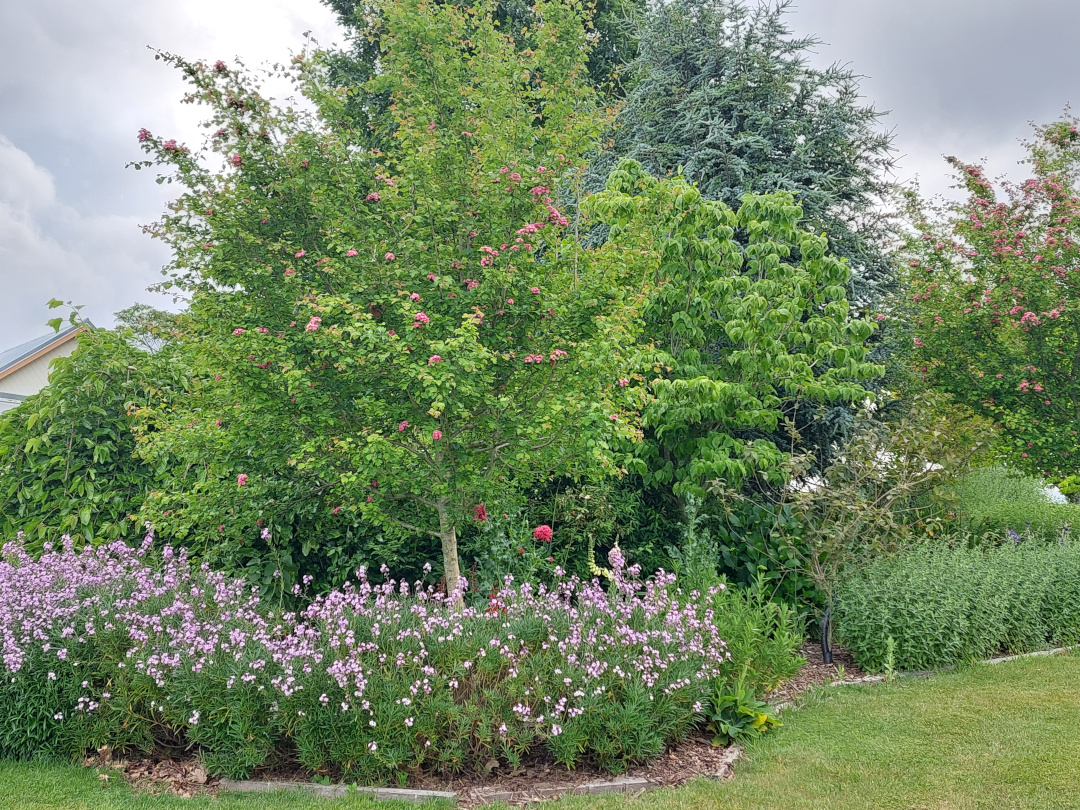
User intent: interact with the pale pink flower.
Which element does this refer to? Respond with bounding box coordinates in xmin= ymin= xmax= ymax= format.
xmin=305 ymin=316 xmax=322 ymax=332
xmin=346 ymin=249 xmax=358 ymax=257
xmin=385 ymin=252 xmax=395 ymax=262
xmin=237 ymin=474 xmax=248 ymax=487
xmin=428 ymin=355 xmax=442 ymax=365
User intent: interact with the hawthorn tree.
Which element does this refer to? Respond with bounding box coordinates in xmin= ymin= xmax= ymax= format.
xmin=134 ymin=0 xmax=646 ymax=595
xmin=904 ymin=117 xmax=1080 ymax=478
xmin=586 ymin=159 xmax=882 ymax=496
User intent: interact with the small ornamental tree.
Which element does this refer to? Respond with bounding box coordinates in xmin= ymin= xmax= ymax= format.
xmin=134 ymin=0 xmax=646 ymax=595
xmin=903 ymin=117 xmax=1080 ymax=478
xmin=585 ymin=160 xmax=882 ymax=496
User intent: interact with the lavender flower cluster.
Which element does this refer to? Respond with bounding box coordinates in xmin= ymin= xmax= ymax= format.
xmin=0 ymin=533 xmax=729 ymax=781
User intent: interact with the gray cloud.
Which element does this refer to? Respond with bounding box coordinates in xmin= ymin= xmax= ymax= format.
xmin=1 ymin=0 xmax=1077 ymax=346
xmin=786 ymin=0 xmax=1080 ymax=197
xmin=0 ymin=0 xmax=341 ymax=346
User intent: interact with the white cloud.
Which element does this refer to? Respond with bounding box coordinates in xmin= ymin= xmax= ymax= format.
xmin=0 ymin=136 xmax=171 ymax=341
xmin=0 ymin=0 xmax=342 ymax=347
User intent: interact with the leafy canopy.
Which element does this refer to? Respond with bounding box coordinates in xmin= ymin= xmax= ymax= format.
xmin=586 ymin=159 xmax=882 ymax=496
xmin=904 ymin=117 xmax=1080 ymax=478
xmin=134 ymin=0 xmax=646 ymax=594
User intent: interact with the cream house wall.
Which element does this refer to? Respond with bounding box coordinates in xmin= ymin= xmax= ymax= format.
xmin=0 ymin=342 xmax=79 ymax=397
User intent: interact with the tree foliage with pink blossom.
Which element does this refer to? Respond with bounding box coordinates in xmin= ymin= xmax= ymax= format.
xmin=132 ymin=0 xmax=646 ymax=596
xmin=903 ymin=117 xmax=1080 ymax=478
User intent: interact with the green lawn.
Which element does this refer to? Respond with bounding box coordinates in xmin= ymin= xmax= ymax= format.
xmin=4 ymin=654 xmax=1080 ymax=809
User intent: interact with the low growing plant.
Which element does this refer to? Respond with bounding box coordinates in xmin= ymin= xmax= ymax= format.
xmin=834 ymin=540 xmax=1080 ymax=672
xmin=0 ymin=534 xmax=740 ymax=782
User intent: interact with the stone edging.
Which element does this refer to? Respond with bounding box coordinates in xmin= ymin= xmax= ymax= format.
xmin=220 ymin=773 xmax=657 ymax=805
xmin=219 ymin=646 xmax=1079 ymax=804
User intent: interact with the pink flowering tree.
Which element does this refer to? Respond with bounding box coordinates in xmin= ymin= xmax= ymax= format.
xmin=903 ymin=117 xmax=1080 ymax=477
xmin=133 ymin=0 xmax=645 ymax=595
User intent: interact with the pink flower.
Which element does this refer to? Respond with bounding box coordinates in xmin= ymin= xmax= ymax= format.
xmin=387 ymin=330 xmax=396 ymax=336
xmin=256 ymin=327 xmax=269 ymax=334
xmin=428 ymin=121 xmax=437 ymax=131
xmin=232 ymin=328 xmax=245 ymax=335
xmin=230 ymin=154 xmax=243 ymax=167
xmin=432 ymin=430 xmax=443 ymax=441
xmin=285 ymin=268 xmax=295 ymax=276
xmin=305 ymin=316 xmax=322 ymax=332
xmin=366 ymin=192 xmax=380 ymax=202
xmin=237 ymin=474 xmax=248 ymax=487
xmin=410 ymin=293 xmax=421 ymax=301
xmin=1048 ymin=309 xmax=1061 ymax=319
xmin=461 ymin=131 xmax=473 ymax=137
xmin=533 ymin=524 xmax=553 ymax=542
xmin=507 ymin=298 xmax=514 ymax=305
xmin=214 ymin=60 xmax=227 ymax=72
xmin=346 ymin=249 xmax=358 ymax=257
xmin=413 ymin=312 xmax=430 ymax=327
xmin=609 ymin=414 xmax=618 ymax=421
xmin=428 ymin=355 xmax=442 ymax=365
xmin=398 ymin=420 xmax=409 ymax=432
xmin=474 ymin=504 xmax=488 ymax=522
xmin=913 ymin=338 xmax=924 ymax=347
xmin=385 ymin=252 xmax=395 ymax=262
xmin=295 ymin=250 xmax=306 ymax=258
xmin=137 ymin=127 xmax=151 ymax=141
xmin=531 ymin=287 xmax=540 ymax=294
xmin=875 ymin=314 xmax=886 ymax=322
xmin=619 ymin=378 xmax=629 ymax=387
xmin=332 ymin=506 xmax=341 ymax=515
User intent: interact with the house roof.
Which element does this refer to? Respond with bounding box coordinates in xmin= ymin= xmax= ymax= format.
xmin=0 ymin=323 xmax=88 ymax=381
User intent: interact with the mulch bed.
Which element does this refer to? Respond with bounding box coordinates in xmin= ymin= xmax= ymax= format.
xmin=89 ymin=646 xmax=863 ymax=803
xmin=767 ymin=641 xmax=867 ymax=706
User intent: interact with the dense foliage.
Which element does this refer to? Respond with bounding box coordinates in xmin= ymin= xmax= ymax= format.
xmin=904 ymin=117 xmax=1080 ymax=478
xmin=587 ymin=160 xmax=882 ymax=497
xmin=0 ymin=328 xmax=181 ymax=551
xmin=606 ymin=0 xmax=896 ymax=297
xmin=951 ymin=466 xmax=1080 ymax=542
xmin=0 ymin=534 xmax=797 ymax=780
xmin=134 ymin=0 xmax=647 ymax=594
xmin=835 ymin=541 xmax=1080 ymax=672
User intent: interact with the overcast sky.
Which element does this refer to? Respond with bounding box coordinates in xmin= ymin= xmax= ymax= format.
xmin=1 ymin=0 xmax=1077 ymax=347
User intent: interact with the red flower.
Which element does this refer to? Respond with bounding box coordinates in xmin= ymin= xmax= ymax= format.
xmin=474 ymin=504 xmax=488 ymax=522
xmin=533 ymin=524 xmax=553 ymax=542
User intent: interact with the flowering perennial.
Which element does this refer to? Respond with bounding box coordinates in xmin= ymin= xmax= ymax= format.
xmin=0 ymin=534 xmax=729 ymax=781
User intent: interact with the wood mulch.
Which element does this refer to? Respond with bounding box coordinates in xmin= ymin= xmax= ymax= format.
xmin=91 ymin=646 xmax=862 ymax=803
xmin=767 ymin=642 xmax=867 ymax=707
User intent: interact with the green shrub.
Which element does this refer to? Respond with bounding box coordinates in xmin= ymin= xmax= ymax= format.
xmin=953 ymin=466 xmax=1080 ymax=541
xmin=834 ymin=541 xmax=1080 ymax=672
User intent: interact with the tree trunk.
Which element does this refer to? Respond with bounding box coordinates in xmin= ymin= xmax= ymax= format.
xmin=437 ymin=498 xmax=463 ymax=609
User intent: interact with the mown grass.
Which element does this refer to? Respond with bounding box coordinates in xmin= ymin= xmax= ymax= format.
xmin=4 ymin=653 xmax=1080 ymax=809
